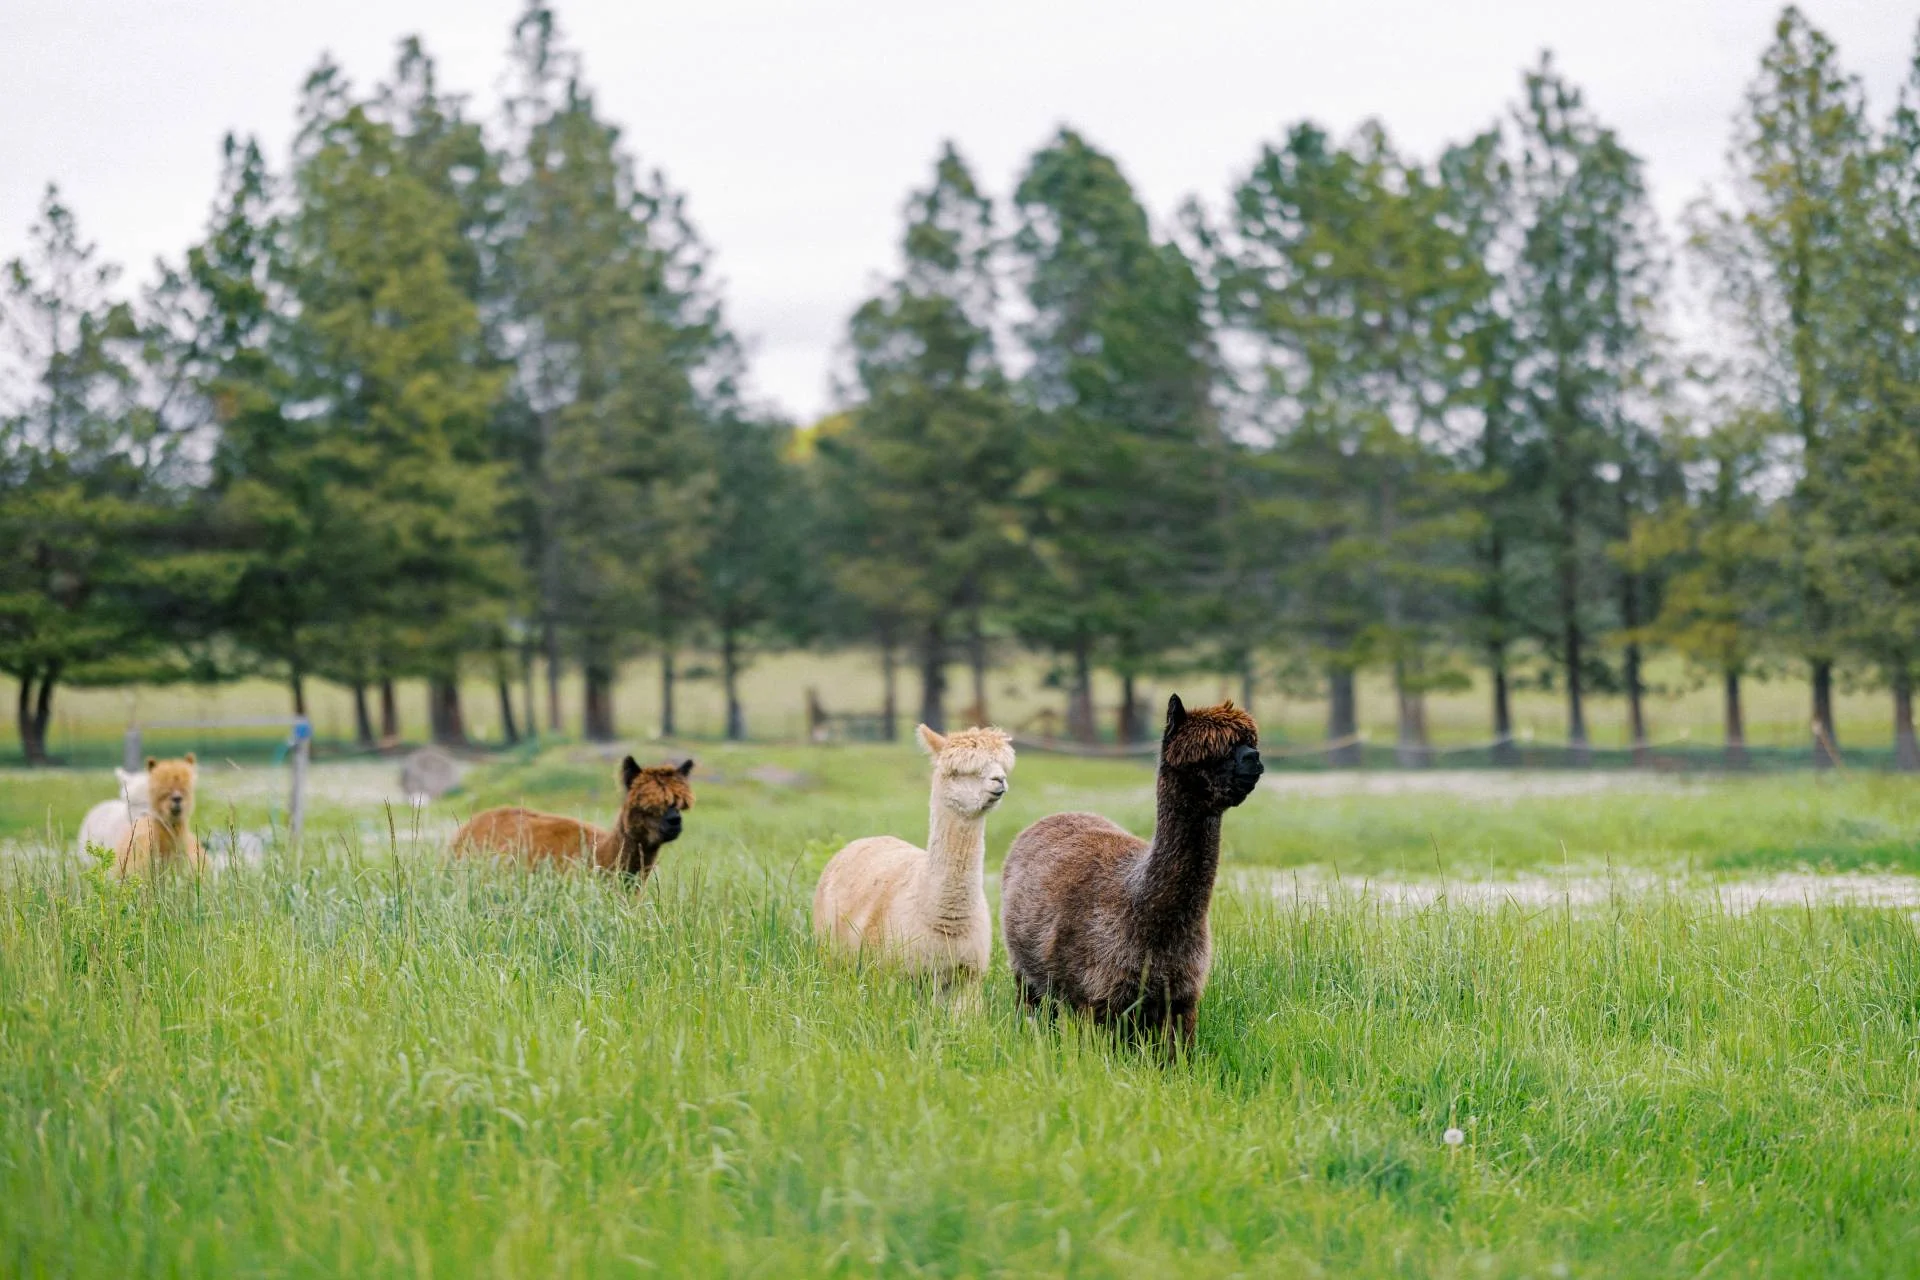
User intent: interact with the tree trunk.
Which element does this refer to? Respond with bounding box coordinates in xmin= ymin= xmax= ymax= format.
xmin=1555 ymin=481 xmax=1590 ymax=766
xmin=521 ymin=642 xmax=537 ymax=744
xmin=1724 ymin=668 xmax=1748 ymax=770
xmin=1393 ymin=661 xmax=1428 ymax=768
xmin=879 ymin=631 xmax=899 ymax=741
xmin=967 ymin=614 xmax=989 ymax=726
xmin=1117 ymin=673 xmax=1143 ymax=744
xmin=1895 ymin=669 xmax=1919 ymax=773
xmin=429 ymin=677 xmax=467 ymax=747
xmin=352 ymin=682 xmax=376 ymax=749
xmin=379 ymin=678 xmax=399 ymax=744
xmin=1624 ymin=641 xmax=1649 ymax=767
xmin=1239 ymin=654 xmax=1256 ymax=716
xmin=583 ymin=661 xmax=615 ymax=743
xmin=1811 ymin=658 xmax=1839 ymax=768
xmin=33 ymin=674 xmax=53 ymax=764
xmin=1327 ymin=667 xmax=1360 ymax=767
xmin=16 ymin=673 xmax=50 ymax=766
xmin=289 ymin=666 xmax=308 ymax=718
xmin=659 ymin=649 xmax=677 ymax=739
xmin=497 ymin=674 xmax=520 ymax=746
xmin=917 ymin=620 xmax=947 ymax=733
xmin=544 ymin=619 xmax=564 ymax=737
xmin=1622 ymin=568 xmax=1649 ymax=766
xmin=1067 ymin=635 xmax=1095 ymax=743
xmin=722 ymin=625 xmax=745 ymax=741
xmin=1489 ymin=640 xmax=1517 ymax=765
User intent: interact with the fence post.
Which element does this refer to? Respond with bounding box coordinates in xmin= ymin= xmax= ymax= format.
xmin=289 ymin=717 xmax=312 ymax=848
xmin=122 ymin=727 xmax=143 ymax=774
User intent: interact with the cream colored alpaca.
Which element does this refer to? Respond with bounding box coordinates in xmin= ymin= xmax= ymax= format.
xmin=813 ymin=724 xmax=1015 ymax=979
xmin=76 ymin=767 xmax=151 ymax=859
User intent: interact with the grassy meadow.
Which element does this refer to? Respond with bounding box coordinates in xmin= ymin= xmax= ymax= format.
xmin=4 ymin=745 xmax=1920 ymax=1275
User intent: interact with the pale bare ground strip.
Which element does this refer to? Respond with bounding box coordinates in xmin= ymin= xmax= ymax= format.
xmin=1227 ymin=867 xmax=1920 ymax=912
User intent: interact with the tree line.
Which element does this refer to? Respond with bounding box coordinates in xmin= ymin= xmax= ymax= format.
xmin=5 ymin=6 xmax=1919 ymax=768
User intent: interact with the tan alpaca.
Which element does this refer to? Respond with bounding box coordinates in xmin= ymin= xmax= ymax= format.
xmin=114 ymin=755 xmax=207 ymax=878
xmin=813 ymin=725 xmax=1015 ymax=979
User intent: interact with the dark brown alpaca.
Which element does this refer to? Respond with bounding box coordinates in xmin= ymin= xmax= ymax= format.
xmin=1000 ymin=695 xmax=1263 ymax=1049
xmin=451 ymin=756 xmax=694 ymax=883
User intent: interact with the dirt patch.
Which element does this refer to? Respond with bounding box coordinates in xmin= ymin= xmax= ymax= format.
xmin=1230 ymin=866 xmax=1920 ymax=912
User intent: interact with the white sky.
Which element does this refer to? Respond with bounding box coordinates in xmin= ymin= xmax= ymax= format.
xmin=3 ymin=1 xmax=1914 ymax=422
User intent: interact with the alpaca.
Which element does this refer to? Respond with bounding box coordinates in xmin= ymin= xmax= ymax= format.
xmin=451 ymin=756 xmax=694 ymax=882
xmin=813 ymin=725 xmax=1015 ymax=979
xmin=76 ymin=767 xmax=151 ymax=859
xmin=1000 ymin=696 xmax=1263 ymax=1048
xmin=114 ymin=755 xmax=207 ymax=878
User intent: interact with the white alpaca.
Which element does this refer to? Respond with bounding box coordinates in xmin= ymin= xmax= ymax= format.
xmin=813 ymin=724 xmax=1015 ymax=979
xmin=76 ymin=768 xmax=151 ymax=860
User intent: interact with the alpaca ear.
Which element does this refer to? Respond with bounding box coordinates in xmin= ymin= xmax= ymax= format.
xmin=676 ymin=758 xmax=695 ymax=778
xmin=620 ymin=756 xmax=642 ymax=791
xmin=146 ymin=756 xmax=158 ymax=771
xmin=184 ymin=752 xmax=196 ymax=768
xmin=916 ymin=724 xmax=948 ymax=756
xmin=1162 ymin=695 xmax=1187 ymax=741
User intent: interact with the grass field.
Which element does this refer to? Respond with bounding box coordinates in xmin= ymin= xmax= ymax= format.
xmin=4 ymin=746 xmax=1920 ymax=1275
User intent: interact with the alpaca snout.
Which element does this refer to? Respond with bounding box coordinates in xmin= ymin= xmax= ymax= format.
xmin=661 ymin=810 xmax=684 ymax=839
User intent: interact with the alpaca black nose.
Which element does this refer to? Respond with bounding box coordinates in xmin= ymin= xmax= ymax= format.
xmin=989 ymin=782 xmax=1007 ymax=797
xmin=662 ymin=810 xmax=683 ymax=837
xmin=1234 ymin=745 xmax=1263 ymax=779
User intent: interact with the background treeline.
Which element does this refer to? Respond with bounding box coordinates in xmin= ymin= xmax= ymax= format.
xmin=5 ymin=6 xmax=1920 ymax=768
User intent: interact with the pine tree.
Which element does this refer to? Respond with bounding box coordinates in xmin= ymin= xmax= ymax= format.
xmin=278 ymin=55 xmax=512 ymax=741
xmin=1508 ymin=57 xmax=1667 ymax=763
xmin=1010 ymin=129 xmax=1217 ymax=742
xmin=499 ymin=4 xmax=723 ymax=741
xmin=1689 ymin=7 xmax=1872 ymax=765
xmin=1223 ymin=122 xmax=1484 ymax=763
xmin=1832 ymin=27 xmax=1920 ymax=768
xmin=700 ymin=411 xmax=808 ymax=740
xmin=1630 ymin=412 xmax=1788 ymax=766
xmin=821 ymin=143 xmax=1023 ymax=733
xmin=0 ymin=189 xmax=174 ymax=762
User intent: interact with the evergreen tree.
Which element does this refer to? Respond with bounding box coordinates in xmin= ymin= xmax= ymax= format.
xmin=1832 ymin=27 xmax=1920 ymax=768
xmin=1689 ymin=7 xmax=1872 ymax=764
xmin=1223 ymin=122 xmax=1484 ymax=763
xmin=0 ymin=189 xmax=183 ymax=762
xmin=822 ymin=143 xmax=1023 ymax=732
xmin=700 ymin=411 xmax=808 ymax=740
xmin=1508 ymin=57 xmax=1666 ymax=762
xmin=1631 ymin=411 xmax=1789 ymax=766
xmin=499 ymin=4 xmax=723 ymax=741
xmin=261 ymin=55 xmax=512 ymax=741
xmin=1010 ymin=129 xmax=1217 ymax=742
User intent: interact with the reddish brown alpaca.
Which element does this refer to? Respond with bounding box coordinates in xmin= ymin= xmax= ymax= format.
xmin=451 ymin=757 xmax=695 ymax=882
xmin=1000 ymin=695 xmax=1263 ymax=1049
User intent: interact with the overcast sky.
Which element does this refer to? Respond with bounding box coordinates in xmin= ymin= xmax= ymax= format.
xmin=4 ymin=1 xmax=1915 ymax=421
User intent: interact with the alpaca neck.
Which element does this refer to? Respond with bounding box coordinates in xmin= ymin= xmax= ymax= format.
xmin=1131 ymin=775 xmax=1222 ymax=943
xmin=155 ymin=813 xmax=192 ymax=855
xmin=917 ymin=793 xmax=987 ymax=935
xmin=594 ymin=825 xmax=656 ymax=878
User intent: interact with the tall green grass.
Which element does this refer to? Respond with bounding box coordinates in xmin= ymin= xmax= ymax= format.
xmin=3 ymin=844 xmax=1918 ymax=1276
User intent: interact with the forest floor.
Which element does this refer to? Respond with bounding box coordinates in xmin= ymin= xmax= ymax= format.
xmin=4 ymin=746 xmax=1919 ymax=1275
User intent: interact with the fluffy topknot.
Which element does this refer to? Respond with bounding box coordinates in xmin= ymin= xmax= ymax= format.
xmin=918 ymin=724 xmax=1017 ymax=776
xmin=1159 ymin=697 xmax=1258 ymax=769
xmin=621 ymin=757 xmax=696 ymax=812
